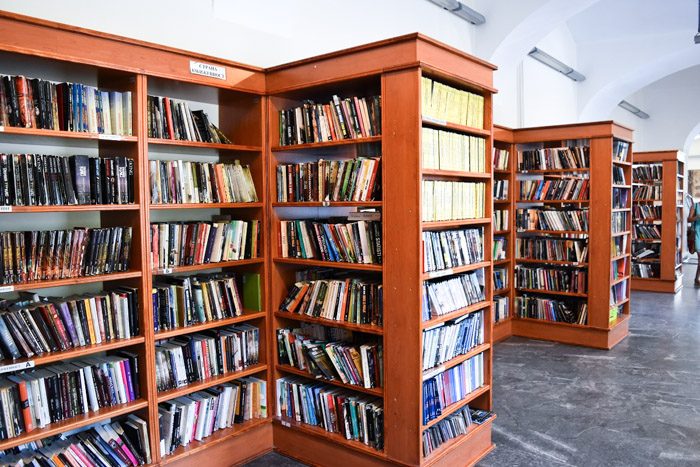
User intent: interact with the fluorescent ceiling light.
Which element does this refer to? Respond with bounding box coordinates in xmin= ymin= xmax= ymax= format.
xmin=618 ymin=100 xmax=650 ymax=119
xmin=427 ymin=0 xmax=486 ymax=25
xmin=527 ymin=47 xmax=586 ymax=82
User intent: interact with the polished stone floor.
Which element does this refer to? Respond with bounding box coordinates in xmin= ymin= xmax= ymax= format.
xmin=245 ymin=266 xmax=700 ymax=466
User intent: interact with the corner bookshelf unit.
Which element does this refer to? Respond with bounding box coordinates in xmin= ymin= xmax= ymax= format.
xmin=267 ymin=35 xmax=496 ymax=466
xmin=508 ymin=122 xmax=633 ymax=350
xmin=492 ymin=125 xmax=515 ymax=343
xmin=0 ymin=12 xmax=270 ymax=467
xmin=631 ymin=150 xmax=684 ymax=293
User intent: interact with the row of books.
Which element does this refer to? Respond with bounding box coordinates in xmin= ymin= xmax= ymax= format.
xmin=612 ymin=212 xmax=629 ymax=234
xmin=423 ymin=407 xmax=494 ymax=457
xmin=493 ymin=237 xmax=506 ymax=261
xmin=494 ymin=210 xmax=508 ymax=231
xmin=149 ymin=159 xmax=257 ymax=205
xmin=612 ymin=235 xmax=628 ymax=257
xmin=422 ymin=311 xmax=483 ymax=371
xmin=277 ymin=327 xmax=382 ymax=389
xmin=613 ymin=166 xmax=627 ymax=185
xmin=515 ymin=296 xmax=587 ymax=324
xmin=0 ymin=416 xmax=151 ymax=466
xmin=154 ymin=325 xmax=259 ymax=391
xmin=493 ymin=180 xmax=508 ymax=201
xmin=633 ymin=204 xmax=661 ymax=221
xmin=1 ymin=75 xmax=133 ymax=135
xmin=149 ymin=219 xmax=260 ymax=270
xmin=421 ymin=181 xmax=486 ymax=222
xmin=147 ymin=95 xmax=230 ymax=143
xmin=278 ymin=219 xmax=382 ymax=264
xmin=493 ymin=148 xmax=509 ymax=170
xmin=516 ymin=238 xmax=588 ymax=263
xmin=0 ymin=154 xmax=134 ymax=207
xmin=515 ymin=266 xmax=587 ymax=294
xmin=611 ymin=257 xmax=628 ymax=280
xmin=610 ymin=280 xmax=628 ymax=304
xmin=633 ymin=185 xmax=662 ymax=200
xmin=494 ymin=297 xmax=508 ymax=323
xmin=422 ymin=352 xmax=484 ymax=424
xmin=632 ymin=263 xmax=659 ymax=278
xmin=158 ymin=377 xmax=266 ymax=457
xmin=0 ymin=227 xmax=133 ymax=285
xmin=278 ymin=95 xmax=382 ymax=146
xmin=518 ymin=179 xmax=589 ymax=201
xmin=613 ymin=188 xmax=630 ymax=209
xmin=517 ymin=146 xmax=589 ymax=171
xmin=421 ymin=128 xmax=486 ymax=173
xmin=633 ymin=164 xmax=662 ymax=183
xmin=152 ymin=273 xmax=248 ymax=332
xmin=0 ymin=354 xmax=140 ymax=439
xmin=515 ymin=208 xmax=589 ymax=232
xmin=632 ymin=243 xmax=659 ymax=260
xmin=0 ymin=288 xmax=138 ymax=360
xmin=421 ymin=77 xmax=484 ymax=129
xmin=422 ymin=270 xmax=485 ymax=321
xmin=422 ymin=227 xmax=483 ymax=273
xmin=613 ymin=140 xmax=630 ymax=162
xmin=493 ymin=268 xmax=507 ymax=290
xmin=275 ymin=158 xmax=380 ymax=203
xmin=276 ymin=376 xmax=384 ymax=450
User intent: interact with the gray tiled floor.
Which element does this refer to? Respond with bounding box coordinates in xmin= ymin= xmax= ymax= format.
xmin=246 ymin=265 xmax=700 ymax=466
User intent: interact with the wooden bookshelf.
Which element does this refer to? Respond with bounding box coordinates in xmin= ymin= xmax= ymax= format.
xmin=267 ymin=34 xmax=495 ymax=466
xmin=631 ymin=150 xmax=685 ymax=293
xmin=504 ymin=121 xmax=633 ymax=350
xmin=492 ymin=125 xmax=515 ymax=342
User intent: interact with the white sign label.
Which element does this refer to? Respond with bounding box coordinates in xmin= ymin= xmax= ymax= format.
xmin=98 ymin=134 xmax=123 ymax=141
xmin=0 ymin=126 xmax=4 ymax=132
xmin=0 ymin=361 xmax=34 ymax=374
xmin=0 ymin=206 xmax=12 ymax=213
xmin=190 ymin=61 xmax=227 ymax=80
xmin=0 ymin=285 xmax=14 ymax=293
xmin=161 ymin=268 xmax=173 ymax=275
xmin=281 ymin=420 xmax=291 ymax=428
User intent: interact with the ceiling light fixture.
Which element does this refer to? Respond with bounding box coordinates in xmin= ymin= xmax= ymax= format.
xmin=618 ymin=100 xmax=650 ymax=119
xmin=427 ymin=0 xmax=486 ymax=25
xmin=527 ymin=47 xmax=586 ymax=82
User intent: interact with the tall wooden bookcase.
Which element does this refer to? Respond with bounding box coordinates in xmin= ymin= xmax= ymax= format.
xmin=491 ymin=122 xmax=633 ymax=350
xmin=492 ymin=125 xmax=515 ymax=343
xmin=267 ymin=36 xmax=496 ymax=466
xmin=631 ymin=150 xmax=685 ymax=293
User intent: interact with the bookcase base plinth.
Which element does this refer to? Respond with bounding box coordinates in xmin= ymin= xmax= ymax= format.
xmin=512 ymin=315 xmax=629 ymax=350
xmin=631 ymin=277 xmax=682 ymax=293
xmin=493 ymin=319 xmax=512 ymax=343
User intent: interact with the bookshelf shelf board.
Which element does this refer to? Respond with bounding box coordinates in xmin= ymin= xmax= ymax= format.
xmin=275 ymin=364 xmax=384 ymax=397
xmin=631 ymin=276 xmax=660 ymax=280
xmin=611 ymin=298 xmax=630 ymax=308
xmin=632 ymin=238 xmax=661 ymax=243
xmin=609 ymin=312 xmax=630 ymax=328
xmin=157 ymin=363 xmax=268 ymax=403
xmin=515 ymin=288 xmax=588 ymax=298
xmin=3 ymin=270 xmax=142 ymax=292
xmin=516 ymin=259 xmax=588 ymax=267
xmin=0 ymin=399 xmax=148 ymax=452
xmin=150 ymin=202 xmax=264 ymax=210
xmin=518 ymin=168 xmax=589 ymax=174
xmin=493 ymin=169 xmax=510 ymax=175
xmin=273 ymin=419 xmax=386 ymax=459
xmin=493 ymin=259 xmax=510 ymax=266
xmin=271 ymin=201 xmax=382 ymax=208
xmin=0 ymin=126 xmax=138 ymax=142
xmin=0 ymin=204 xmax=139 ymax=213
xmin=422 ymin=261 xmax=491 ymax=280
xmin=421 ymin=117 xmax=490 ymax=138
xmin=154 ymin=311 xmax=267 ymax=339
xmin=423 ymin=385 xmax=491 ymax=429
xmin=494 ymin=230 xmax=509 ymax=236
xmin=493 ymin=287 xmax=510 ymax=296
xmin=274 ymin=311 xmax=383 ymax=335
xmin=422 ymin=218 xmax=491 ymax=230
xmin=611 ymin=276 xmax=628 ymax=286
xmin=514 ymin=317 xmax=589 ymax=329
xmin=516 ymin=230 xmax=588 ymax=236
xmin=271 ymin=135 xmax=381 ymax=152
xmin=612 ymin=184 xmax=630 ymax=189
xmin=634 ymin=199 xmax=662 ymax=204
xmin=516 ymin=199 xmax=589 ymax=204
xmin=633 ymin=182 xmax=662 ymax=186
xmin=148 ymin=138 xmax=261 ymax=152
xmin=613 ymin=160 xmax=632 ymax=166
xmin=494 ymin=199 xmax=511 ymax=204
xmin=0 ymin=336 xmax=145 ymax=369
xmin=494 ymin=319 xmax=511 ymax=326
xmin=632 ymin=258 xmax=660 ymax=263
xmin=612 ymin=208 xmax=630 ymax=212
xmin=421 ymin=169 xmax=491 ymax=180
xmin=421 ymin=301 xmax=490 ymax=330
xmin=162 ymin=418 xmax=270 ymax=465
xmin=154 ymin=258 xmax=264 ymax=275
xmin=636 ymin=220 xmax=662 ymax=225
xmin=273 ymin=257 xmax=382 ymax=272
xmin=422 ymin=343 xmax=490 ymax=381
xmin=422 ymin=415 xmax=495 ymax=463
